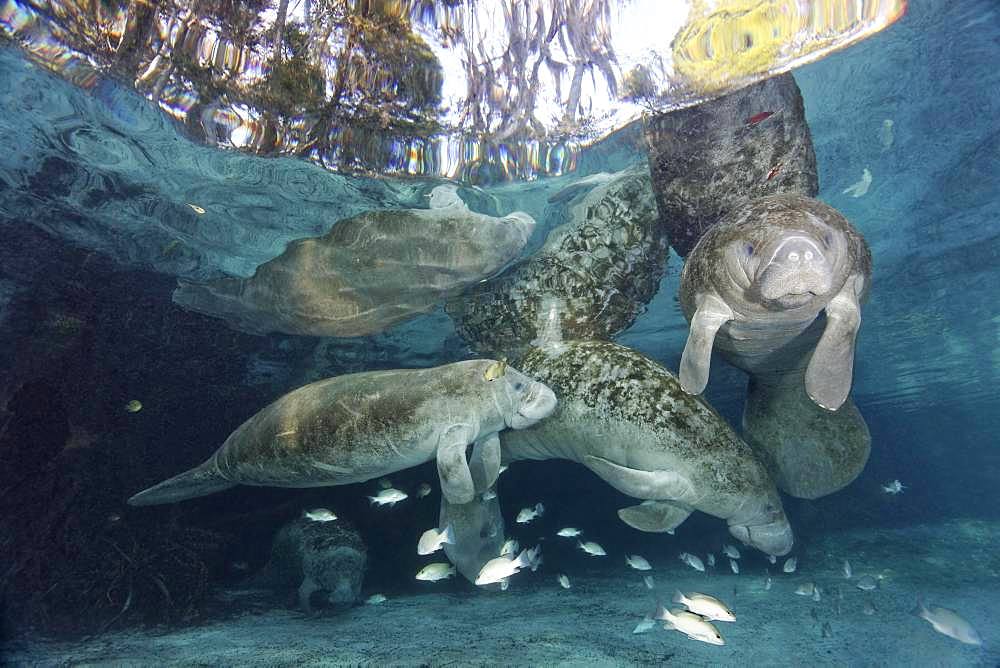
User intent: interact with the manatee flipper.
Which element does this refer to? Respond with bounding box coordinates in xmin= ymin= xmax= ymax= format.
xmin=298 ymin=576 xmax=319 ymax=613
xmin=618 ymin=500 xmax=693 ymax=533
xmin=469 ymin=432 xmax=501 ymax=492
xmin=679 ymin=292 xmax=734 ymax=395
xmin=806 ymin=275 xmax=863 ymax=411
xmin=437 ymin=424 xmax=477 ymax=504
xmin=584 ymin=455 xmax=696 ymax=502
xmin=127 ymin=459 xmax=234 ymax=506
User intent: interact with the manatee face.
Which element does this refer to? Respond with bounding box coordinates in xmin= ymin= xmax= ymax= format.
xmin=496 ymin=368 xmax=557 ymax=430
xmin=722 ymin=215 xmax=844 ymax=313
xmin=726 ymin=492 xmax=794 ymax=556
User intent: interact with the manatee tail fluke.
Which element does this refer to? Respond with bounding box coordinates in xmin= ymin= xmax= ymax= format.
xmin=127 ymin=461 xmax=234 ymax=506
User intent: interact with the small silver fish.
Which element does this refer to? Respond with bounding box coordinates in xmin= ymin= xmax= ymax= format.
xmin=557 ymin=574 xmax=571 ymax=589
xmin=856 ymin=575 xmax=879 ymax=591
xmin=812 ymin=586 xmax=822 ymax=602
xmin=862 ymin=599 xmax=877 ymax=616
xmin=124 ymin=399 xmax=143 ymax=413
xmin=842 ymin=559 xmax=852 ymax=579
xmin=632 ymin=616 xmax=656 ymax=634
xmin=643 ymin=575 xmax=655 ymax=590
xmin=783 ymin=556 xmax=797 ymax=573
xmin=626 ymin=555 xmax=652 ymax=571
xmin=578 ymin=540 xmax=606 ymax=557
xmin=767 ymin=554 xmax=777 ymax=565
xmin=915 ymin=600 xmax=982 ymax=646
xmin=679 ymin=552 xmax=705 ymax=572
xmin=416 ymin=482 xmax=432 ymax=498
xmin=368 ymin=488 xmax=408 ymax=506
xmin=882 ymin=479 xmax=906 ymax=494
xmin=729 ymin=558 xmax=739 ymax=575
xmin=795 ymin=582 xmax=815 ymax=596
xmin=673 ymin=590 xmax=736 ymax=622
xmin=481 ymin=489 xmax=497 ymax=501
xmin=483 ymin=359 xmax=508 ymax=381
xmin=655 ymin=604 xmax=725 ymax=646
xmin=764 ymin=576 xmax=773 ymax=591
xmin=475 ymin=548 xmax=534 ymax=586
xmin=377 ymin=477 xmax=393 ymax=489
xmin=556 ymin=527 xmax=583 ymax=537
xmin=365 ymin=593 xmax=387 ymax=605
xmin=415 ymin=563 xmax=456 ymax=582
xmin=417 ymin=525 xmax=455 ymax=555
xmin=500 ymin=539 xmax=519 ymax=557
xmin=303 ymin=508 xmax=338 ymax=522
xmin=187 ymin=203 xmax=206 ymax=214
xmin=498 ymin=465 xmax=509 ymax=475
xmin=722 ymin=544 xmax=741 ymax=560
xmin=706 ymin=553 xmax=716 ymax=568
xmin=516 ymin=502 xmax=544 ymax=524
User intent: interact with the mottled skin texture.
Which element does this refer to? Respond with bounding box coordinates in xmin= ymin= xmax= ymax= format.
xmin=644 ymin=73 xmax=818 ymax=258
xmin=500 ymin=341 xmax=793 ymax=556
xmin=127 ymin=360 xmax=556 ymax=506
xmin=679 ymin=194 xmax=872 ymax=403
xmin=446 ymin=164 xmax=667 ymax=361
xmin=679 ymin=196 xmax=873 ymax=498
xmin=174 ymin=200 xmax=534 ymax=337
xmin=256 ymin=515 xmax=367 ymax=613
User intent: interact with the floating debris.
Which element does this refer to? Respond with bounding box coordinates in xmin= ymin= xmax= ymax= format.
xmin=842 ymin=168 xmax=872 ymax=197
xmin=880 ymin=119 xmax=895 ymax=150
xmin=882 ymin=479 xmax=906 ymax=494
xmin=187 ymin=203 xmax=206 ymax=214
xmin=124 ymin=399 xmax=142 ymax=413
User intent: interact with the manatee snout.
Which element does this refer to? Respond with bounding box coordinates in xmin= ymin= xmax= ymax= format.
xmin=508 ymin=379 xmax=558 ymax=429
xmin=757 ymin=234 xmax=833 ymax=305
xmin=728 ymin=501 xmax=794 ymax=556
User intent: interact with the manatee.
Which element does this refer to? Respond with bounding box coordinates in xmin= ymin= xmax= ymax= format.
xmin=743 ymin=362 xmax=871 ymax=500
xmin=439 ymin=490 xmax=505 ymax=585
xmin=678 ymin=194 xmax=872 ymax=412
xmin=127 ymin=360 xmax=557 ymax=507
xmin=500 ymin=340 xmax=794 ymax=556
xmin=643 ymin=73 xmax=818 ymax=257
xmin=173 ymin=185 xmax=535 ymax=338
xmin=446 ymin=163 xmax=667 ymax=361
xmin=254 ymin=514 xmax=367 ymax=613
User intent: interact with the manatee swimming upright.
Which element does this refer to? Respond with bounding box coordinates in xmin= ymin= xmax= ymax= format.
xmin=678 ymin=194 xmax=872 ymax=412
xmin=127 ymin=360 xmax=556 ymax=507
xmin=173 ymin=185 xmax=535 ymax=338
xmin=500 ymin=340 xmax=794 ymax=556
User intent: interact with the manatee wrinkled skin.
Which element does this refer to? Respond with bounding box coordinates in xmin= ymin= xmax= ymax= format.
xmin=678 ymin=196 xmax=873 ymax=497
xmin=127 ymin=360 xmax=557 ymax=507
xmin=439 ymin=492 xmax=505 ymax=585
xmin=500 ymin=340 xmax=794 ymax=557
xmin=446 ymin=164 xmax=667 ymax=361
xmin=643 ymin=73 xmax=818 ymax=258
xmin=256 ymin=515 xmax=367 ymax=613
xmin=174 ymin=186 xmax=535 ymax=338
xmin=678 ymin=194 xmax=872 ymax=412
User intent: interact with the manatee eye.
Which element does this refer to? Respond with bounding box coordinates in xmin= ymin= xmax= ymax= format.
xmin=745 ymin=243 xmax=754 ymax=257
xmin=514 ymin=382 xmax=524 ymax=391
xmin=804 ymin=250 xmax=813 ymax=261
xmin=788 ymin=251 xmax=799 ymax=262
xmin=824 ymin=232 xmax=833 ymax=246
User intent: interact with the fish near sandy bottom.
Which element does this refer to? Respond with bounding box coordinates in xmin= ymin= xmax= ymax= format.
xmin=499 ymin=340 xmax=793 ymax=556
xmin=173 ymin=185 xmax=535 ymax=338
xmin=127 ymin=360 xmax=557 ymax=507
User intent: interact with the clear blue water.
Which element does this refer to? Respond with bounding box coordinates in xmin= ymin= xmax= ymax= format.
xmin=1 ymin=0 xmax=998 ymax=664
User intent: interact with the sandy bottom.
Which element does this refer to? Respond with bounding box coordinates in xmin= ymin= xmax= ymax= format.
xmin=5 ymin=520 xmax=998 ymax=667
